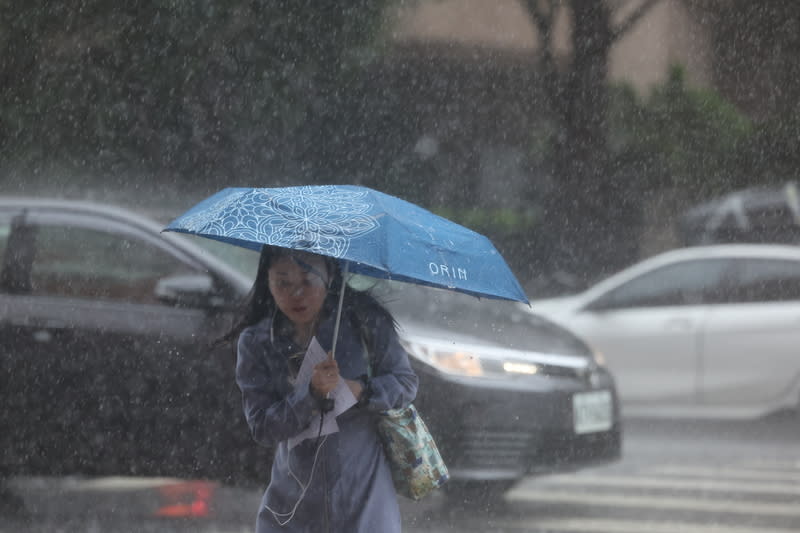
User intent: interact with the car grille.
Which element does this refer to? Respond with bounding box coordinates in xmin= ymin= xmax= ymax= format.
xmin=443 ymin=429 xmax=539 ymax=471
xmin=438 ymin=424 xmax=621 ymax=475
xmin=532 ymin=427 xmax=622 ymax=471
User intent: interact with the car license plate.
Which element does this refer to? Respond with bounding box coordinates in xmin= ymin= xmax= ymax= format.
xmin=573 ymin=390 xmax=613 ymax=434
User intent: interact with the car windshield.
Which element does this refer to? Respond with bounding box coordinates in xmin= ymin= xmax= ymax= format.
xmin=363 ymin=278 xmax=590 ymax=356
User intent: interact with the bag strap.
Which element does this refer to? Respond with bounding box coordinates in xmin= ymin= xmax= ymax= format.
xmin=358 ymin=317 xmax=374 ymax=379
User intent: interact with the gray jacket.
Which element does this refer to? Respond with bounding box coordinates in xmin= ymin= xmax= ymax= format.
xmin=236 ymin=310 xmax=419 ymax=533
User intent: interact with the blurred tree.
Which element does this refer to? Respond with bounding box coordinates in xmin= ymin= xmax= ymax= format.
xmin=609 ymin=66 xmax=753 ymax=199
xmin=0 ymin=1 xmax=393 ymax=185
xmin=520 ymin=0 xmax=662 ymax=282
xmin=685 ymin=0 xmax=800 ymax=120
xmin=683 ymin=0 xmax=800 ymax=187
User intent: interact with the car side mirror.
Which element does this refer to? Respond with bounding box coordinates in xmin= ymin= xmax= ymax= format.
xmin=154 ymin=273 xmax=222 ymax=308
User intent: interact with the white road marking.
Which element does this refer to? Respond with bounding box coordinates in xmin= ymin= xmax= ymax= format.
xmin=501 ymin=460 xmax=800 ymax=532
xmin=505 ymin=489 xmax=800 ymax=517
xmin=522 ymin=473 xmax=800 ymax=495
xmin=72 ymin=477 xmax=189 ymax=491
xmin=646 ymin=465 xmax=800 ymax=482
xmin=500 ymin=517 xmax=800 ymax=533
xmin=736 ymin=459 xmax=800 ymax=470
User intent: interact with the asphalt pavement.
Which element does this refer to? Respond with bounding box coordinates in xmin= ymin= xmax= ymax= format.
xmin=3 ymin=414 xmax=800 ymax=532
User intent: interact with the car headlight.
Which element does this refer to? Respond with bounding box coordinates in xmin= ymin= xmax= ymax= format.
xmin=401 ymin=338 xmax=545 ymax=379
xmin=591 ymin=348 xmax=607 ymax=367
xmin=401 ymin=339 xmax=485 ymax=377
xmin=502 ymin=361 xmax=539 ymax=375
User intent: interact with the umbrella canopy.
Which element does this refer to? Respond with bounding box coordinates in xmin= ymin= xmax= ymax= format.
xmin=164 ymin=185 xmax=528 ymax=304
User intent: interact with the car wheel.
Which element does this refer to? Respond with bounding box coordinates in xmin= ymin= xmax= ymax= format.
xmin=0 ymin=481 xmax=31 ymax=524
xmin=443 ymin=480 xmax=517 ymax=511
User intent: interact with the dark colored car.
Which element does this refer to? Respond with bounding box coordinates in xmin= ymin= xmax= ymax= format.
xmin=0 ymin=197 xmax=620 ymax=495
xmin=0 ymin=197 xmax=263 ymax=485
xmin=370 ymin=280 xmax=621 ymax=496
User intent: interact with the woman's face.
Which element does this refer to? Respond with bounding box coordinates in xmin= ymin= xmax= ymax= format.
xmin=267 ymin=252 xmax=330 ymax=329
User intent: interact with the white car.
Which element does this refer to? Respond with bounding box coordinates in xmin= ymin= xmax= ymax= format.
xmin=528 ymin=244 xmax=800 ymax=419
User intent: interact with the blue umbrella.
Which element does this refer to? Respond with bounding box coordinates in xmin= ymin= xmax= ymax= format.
xmin=165 ymin=185 xmax=528 ymax=357
xmin=164 ymin=185 xmax=528 ymax=305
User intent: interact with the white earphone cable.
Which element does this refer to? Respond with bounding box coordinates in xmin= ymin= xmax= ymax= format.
xmin=264 ymin=417 xmax=328 ymax=526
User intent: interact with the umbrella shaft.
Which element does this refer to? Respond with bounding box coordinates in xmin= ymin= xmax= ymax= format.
xmin=330 ymin=262 xmax=349 ymax=360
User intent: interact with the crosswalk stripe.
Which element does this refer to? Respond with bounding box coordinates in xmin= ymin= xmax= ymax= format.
xmin=737 ymin=459 xmax=800 ymax=470
xmin=505 ymin=489 xmax=800 ymax=517
xmin=647 ymin=465 xmax=800 ymax=482
xmin=527 ymin=474 xmax=800 ymax=495
xmin=500 ymin=517 xmax=800 ymax=533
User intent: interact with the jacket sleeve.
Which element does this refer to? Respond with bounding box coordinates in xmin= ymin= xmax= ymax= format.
xmin=235 ymin=328 xmax=319 ymax=446
xmin=364 ymin=316 xmax=419 ymax=412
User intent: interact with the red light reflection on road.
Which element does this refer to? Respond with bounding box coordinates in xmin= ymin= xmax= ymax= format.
xmin=154 ymin=480 xmax=217 ymax=518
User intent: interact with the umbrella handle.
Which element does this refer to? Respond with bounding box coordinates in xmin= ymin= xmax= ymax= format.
xmin=330 ymin=261 xmax=349 ymax=361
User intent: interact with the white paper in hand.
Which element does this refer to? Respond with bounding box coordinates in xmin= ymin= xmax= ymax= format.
xmin=288 ymin=337 xmax=358 ymax=450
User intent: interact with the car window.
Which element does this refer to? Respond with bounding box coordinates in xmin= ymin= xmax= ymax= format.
xmin=28 ymin=224 xmax=199 ymax=304
xmin=729 ymin=258 xmax=800 ymax=303
xmin=712 ymin=206 xmax=800 ymax=245
xmin=0 ymin=211 xmax=36 ymax=293
xmin=0 ymin=217 xmax=9 ymax=265
xmin=588 ymin=258 xmax=733 ymax=309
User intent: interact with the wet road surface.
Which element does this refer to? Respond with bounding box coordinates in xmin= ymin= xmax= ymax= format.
xmin=3 ymin=415 xmax=799 ymax=532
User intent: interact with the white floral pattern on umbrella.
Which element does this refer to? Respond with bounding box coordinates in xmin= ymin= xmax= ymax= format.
xmin=165 ymin=184 xmax=529 ymax=303
xmin=180 ymin=186 xmax=379 ymax=257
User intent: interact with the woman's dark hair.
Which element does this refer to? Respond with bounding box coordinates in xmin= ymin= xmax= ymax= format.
xmin=217 ymin=245 xmax=395 ymax=349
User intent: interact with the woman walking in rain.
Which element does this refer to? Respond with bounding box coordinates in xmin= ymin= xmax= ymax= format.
xmin=229 ymin=245 xmax=418 ymax=532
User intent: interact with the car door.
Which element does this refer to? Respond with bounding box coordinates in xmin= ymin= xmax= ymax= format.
xmin=0 ymin=207 xmax=241 ymax=478
xmin=569 ymin=259 xmax=734 ymax=412
xmin=701 ymin=256 xmax=800 ymax=412
xmin=0 ymin=206 xmax=29 ymax=474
